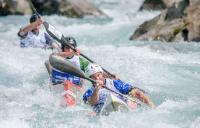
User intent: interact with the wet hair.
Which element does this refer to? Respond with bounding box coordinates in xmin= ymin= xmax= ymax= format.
xmin=29 ymin=14 xmax=39 ymax=23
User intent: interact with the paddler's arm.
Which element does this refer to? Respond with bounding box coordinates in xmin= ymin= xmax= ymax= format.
xmin=51 ymin=42 xmax=60 ymax=51
xmin=113 ymin=79 xmax=155 ymax=108
xmin=129 ymin=88 xmax=155 ymax=108
xmin=54 ymin=48 xmax=80 ymax=58
xmin=18 ymin=17 xmax=43 ymax=37
xmin=88 ymin=84 xmax=100 ymax=106
xmin=44 ymin=33 xmax=61 ymax=51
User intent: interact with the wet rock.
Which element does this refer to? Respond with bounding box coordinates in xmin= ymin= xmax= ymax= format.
xmin=0 ymin=0 xmax=32 ymax=16
xmin=189 ymin=0 xmax=199 ymax=5
xmin=130 ymin=13 xmax=162 ymax=40
xmin=185 ymin=1 xmax=200 ymax=41
xmin=140 ymin=0 xmax=187 ymax=10
xmin=162 ymin=0 xmax=183 ymax=8
xmin=139 ymin=0 xmax=166 ymax=10
xmin=31 ymin=0 xmax=106 ymax=17
xmin=130 ymin=0 xmax=200 ymax=42
xmin=130 ymin=16 xmax=189 ymax=42
xmin=0 ymin=0 xmax=106 ymax=17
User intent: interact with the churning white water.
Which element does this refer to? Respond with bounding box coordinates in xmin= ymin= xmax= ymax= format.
xmin=0 ymin=0 xmax=200 ymax=128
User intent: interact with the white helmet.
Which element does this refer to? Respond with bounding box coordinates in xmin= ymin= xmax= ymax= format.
xmin=85 ymin=63 xmax=103 ymax=77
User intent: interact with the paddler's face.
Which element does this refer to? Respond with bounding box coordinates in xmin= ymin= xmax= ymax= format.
xmin=33 ymin=24 xmax=41 ymax=32
xmin=91 ymin=72 xmax=104 ymax=86
xmin=64 ymin=46 xmax=73 ymax=53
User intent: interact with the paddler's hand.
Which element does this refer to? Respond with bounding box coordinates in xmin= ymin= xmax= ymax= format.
xmin=94 ymin=84 xmax=101 ymax=91
xmin=74 ymin=48 xmax=80 ymax=55
xmin=94 ymin=79 xmax=104 ymax=90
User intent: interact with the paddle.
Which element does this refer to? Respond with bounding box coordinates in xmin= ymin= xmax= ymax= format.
xmin=44 ymin=25 xmax=115 ymax=79
xmin=29 ymin=0 xmax=116 ymax=79
xmin=28 ymin=0 xmax=115 ymax=78
xmin=29 ymin=13 xmax=115 ymax=78
xmin=28 ymin=0 xmax=63 ymax=44
xmin=49 ymin=54 xmax=148 ymax=107
xmin=28 ymin=0 xmax=146 ymax=97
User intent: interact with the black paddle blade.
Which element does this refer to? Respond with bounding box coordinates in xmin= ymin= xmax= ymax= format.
xmin=49 ymin=54 xmax=86 ymax=79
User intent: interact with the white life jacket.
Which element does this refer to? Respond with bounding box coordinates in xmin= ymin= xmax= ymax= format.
xmin=20 ymin=31 xmax=47 ymax=48
xmin=67 ymin=55 xmax=81 ymax=69
xmin=104 ymin=79 xmax=120 ymax=93
xmin=93 ymin=79 xmax=120 ymax=103
xmin=97 ymin=79 xmax=129 ymax=104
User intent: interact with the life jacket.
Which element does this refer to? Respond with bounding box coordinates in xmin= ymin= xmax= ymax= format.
xmin=99 ymin=79 xmax=137 ymax=111
xmin=92 ymin=79 xmax=127 ymax=104
xmin=20 ymin=31 xmax=47 ymax=48
xmin=51 ymin=55 xmax=82 ymax=86
xmin=83 ymin=79 xmax=137 ymax=113
xmin=86 ymin=79 xmax=127 ymax=113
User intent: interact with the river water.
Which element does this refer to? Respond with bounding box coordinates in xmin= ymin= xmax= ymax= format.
xmin=0 ymin=0 xmax=200 ymax=128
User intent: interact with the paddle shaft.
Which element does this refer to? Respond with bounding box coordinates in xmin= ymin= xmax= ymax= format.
xmin=57 ymin=32 xmax=116 ymax=78
xmin=80 ymin=53 xmax=115 ymax=78
xmin=28 ymin=0 xmax=40 ymax=17
xmin=29 ymin=0 xmax=115 ymax=78
xmin=104 ymin=86 xmax=142 ymax=105
xmin=49 ymin=54 xmax=150 ymax=108
xmin=83 ymin=76 xmax=142 ymax=105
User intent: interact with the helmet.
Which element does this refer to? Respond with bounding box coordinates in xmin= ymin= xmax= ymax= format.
xmin=29 ymin=14 xmax=39 ymax=23
xmin=85 ymin=63 xmax=103 ymax=77
xmin=61 ymin=37 xmax=77 ymax=51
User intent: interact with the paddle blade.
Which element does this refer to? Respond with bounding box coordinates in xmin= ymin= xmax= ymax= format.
xmin=43 ymin=22 xmax=76 ymax=51
xmin=43 ymin=22 xmax=63 ymax=42
xmin=49 ymin=54 xmax=86 ymax=79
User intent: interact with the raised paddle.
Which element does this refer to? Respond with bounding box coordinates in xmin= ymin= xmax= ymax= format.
xmin=43 ymin=23 xmax=115 ymax=78
xmin=28 ymin=11 xmax=115 ymax=78
xmin=49 ymin=54 xmax=150 ymax=108
xmin=28 ymin=0 xmax=62 ymax=46
xmin=28 ymin=0 xmax=115 ymax=78
xmin=28 ymin=0 xmax=145 ymax=95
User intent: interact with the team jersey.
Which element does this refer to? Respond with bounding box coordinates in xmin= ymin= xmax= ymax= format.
xmin=83 ymin=79 xmax=134 ymax=113
xmin=51 ymin=55 xmax=89 ymax=86
xmin=18 ymin=30 xmax=53 ymax=48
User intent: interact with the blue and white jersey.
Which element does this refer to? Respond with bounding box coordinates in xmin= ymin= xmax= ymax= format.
xmin=19 ymin=31 xmax=53 ymax=48
xmin=83 ymin=79 xmax=134 ymax=112
xmin=51 ymin=55 xmax=82 ymax=86
xmin=51 ymin=68 xmax=81 ymax=85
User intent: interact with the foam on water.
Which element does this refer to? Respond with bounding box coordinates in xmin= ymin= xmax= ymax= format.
xmin=0 ymin=0 xmax=200 ymax=127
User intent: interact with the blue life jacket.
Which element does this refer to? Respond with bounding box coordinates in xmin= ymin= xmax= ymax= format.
xmin=51 ymin=68 xmax=81 ymax=85
xmin=83 ymin=79 xmax=134 ymax=113
xmin=51 ymin=55 xmax=81 ymax=86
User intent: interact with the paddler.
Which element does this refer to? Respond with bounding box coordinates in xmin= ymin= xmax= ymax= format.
xmin=83 ymin=63 xmax=155 ymax=114
xmin=18 ymin=14 xmax=59 ymax=50
xmin=49 ymin=37 xmax=89 ymax=106
xmin=51 ymin=37 xmax=89 ymax=87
